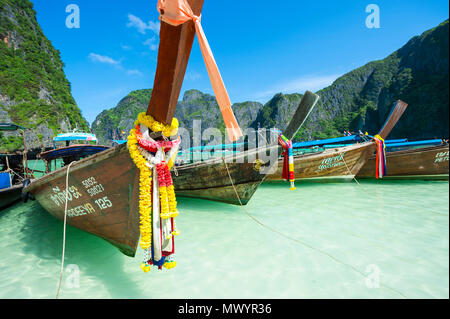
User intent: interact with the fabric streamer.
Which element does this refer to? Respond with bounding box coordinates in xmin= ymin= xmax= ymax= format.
xmin=278 ymin=134 xmax=296 ymax=190
xmin=157 ymin=0 xmax=242 ymax=142
xmin=373 ymin=134 xmax=387 ymax=179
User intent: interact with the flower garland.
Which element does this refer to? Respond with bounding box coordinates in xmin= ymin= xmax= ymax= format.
xmin=127 ymin=112 xmax=180 ymax=272
xmin=136 ymin=112 xmax=179 ymax=138
xmin=135 ymin=124 xmax=180 ymax=152
xmin=127 ymin=129 xmax=153 ymax=251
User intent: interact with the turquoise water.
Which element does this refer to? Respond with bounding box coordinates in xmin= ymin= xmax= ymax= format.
xmin=0 ymin=180 xmax=448 ymax=299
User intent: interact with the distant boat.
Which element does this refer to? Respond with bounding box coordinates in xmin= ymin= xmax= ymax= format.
xmin=357 ymin=139 xmax=449 ymax=179
xmin=265 ymin=100 xmax=409 ymax=182
xmin=39 ymin=132 xmax=109 ymax=173
xmin=0 ymin=123 xmax=31 ymax=209
xmin=172 ymin=92 xmax=319 ymax=205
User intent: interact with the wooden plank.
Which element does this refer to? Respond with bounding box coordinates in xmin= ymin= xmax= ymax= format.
xmin=147 ymin=0 xmax=205 ymax=125
xmin=283 ymin=90 xmax=320 ymax=140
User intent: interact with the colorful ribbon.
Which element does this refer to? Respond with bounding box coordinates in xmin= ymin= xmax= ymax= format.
xmin=373 ymin=134 xmax=387 ymax=179
xmin=157 ymin=0 xmax=242 ymax=142
xmin=135 ymin=124 xmax=180 ymax=152
xmin=278 ymin=134 xmax=296 ymax=190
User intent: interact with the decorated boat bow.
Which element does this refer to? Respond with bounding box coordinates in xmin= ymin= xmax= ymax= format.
xmin=128 ymin=0 xmax=243 ymax=272
xmin=127 ymin=113 xmax=181 ymax=271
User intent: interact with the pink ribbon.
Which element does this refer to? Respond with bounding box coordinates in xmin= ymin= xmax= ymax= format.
xmin=157 ymin=0 xmax=243 ymax=142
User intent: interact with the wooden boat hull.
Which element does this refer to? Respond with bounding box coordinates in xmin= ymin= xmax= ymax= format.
xmin=0 ymin=184 xmax=23 ymax=209
xmin=173 ymin=146 xmax=280 ymax=205
xmin=357 ymin=144 xmax=449 ymax=179
xmin=24 ymin=144 xmax=141 ymax=257
xmin=265 ymin=142 xmax=375 ymax=182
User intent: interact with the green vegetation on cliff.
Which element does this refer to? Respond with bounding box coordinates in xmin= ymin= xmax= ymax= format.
xmin=0 ymin=0 xmax=89 ymax=152
xmin=91 ymin=89 xmax=153 ymax=145
xmin=302 ymin=19 xmax=449 ymax=141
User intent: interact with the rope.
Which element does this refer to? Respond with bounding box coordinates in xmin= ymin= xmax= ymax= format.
xmin=7 ymin=168 xmax=25 ymax=182
xmin=341 ymin=154 xmax=362 ymax=187
xmin=28 ymin=158 xmax=38 ymax=177
xmin=221 ymin=157 xmax=408 ymax=299
xmin=56 ymin=161 xmax=76 ymax=299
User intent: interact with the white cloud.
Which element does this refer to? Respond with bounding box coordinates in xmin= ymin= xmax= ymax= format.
xmin=252 ymin=74 xmax=341 ymax=101
xmin=143 ymin=37 xmax=158 ymax=51
xmin=126 ymin=69 xmax=143 ymax=76
xmin=88 ymin=53 xmax=120 ymax=65
xmin=89 ymin=53 xmax=142 ymax=76
xmin=127 ymin=14 xmax=160 ymax=35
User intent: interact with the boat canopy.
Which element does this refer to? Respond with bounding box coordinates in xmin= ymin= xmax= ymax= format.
xmin=293 ymin=136 xmax=415 ymax=149
xmin=186 ymin=142 xmax=246 ymax=152
xmin=0 ymin=123 xmax=27 ymax=131
xmin=53 ymin=132 xmax=97 ymax=148
xmin=293 ymin=135 xmax=362 ymax=148
xmin=113 ymin=140 xmax=127 ymax=145
xmin=40 ymin=145 xmax=109 ymax=161
xmin=386 ymin=139 xmax=444 ymax=149
xmin=384 ymin=138 xmax=408 ymax=144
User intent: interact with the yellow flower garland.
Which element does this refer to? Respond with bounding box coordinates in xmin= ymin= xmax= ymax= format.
xmin=127 ymin=128 xmax=153 ymax=250
xmin=128 ymin=112 xmax=181 ymax=271
xmin=136 ymin=112 xmax=179 ymax=137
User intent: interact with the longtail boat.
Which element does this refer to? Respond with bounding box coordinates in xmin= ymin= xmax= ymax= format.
xmin=22 ymin=0 xmax=319 ymax=262
xmin=23 ymin=0 xmax=210 ymax=259
xmin=265 ymin=100 xmax=409 ymax=182
xmin=357 ymin=140 xmax=449 ymax=179
xmin=0 ymin=123 xmax=32 ymax=209
xmin=172 ymin=91 xmax=319 ymax=204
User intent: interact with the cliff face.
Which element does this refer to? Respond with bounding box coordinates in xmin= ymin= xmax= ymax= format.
xmin=92 ymin=20 xmax=449 ymax=144
xmin=0 ymin=0 xmax=89 ymax=153
xmin=91 ymin=89 xmax=153 ymax=145
xmin=92 ymin=89 xmax=263 ymax=145
xmin=298 ymin=19 xmax=449 ymax=141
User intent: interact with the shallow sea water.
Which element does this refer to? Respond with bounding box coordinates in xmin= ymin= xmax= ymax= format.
xmin=0 ymin=179 xmax=448 ymax=299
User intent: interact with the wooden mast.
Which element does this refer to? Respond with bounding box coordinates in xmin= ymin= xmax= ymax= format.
xmin=147 ymin=0 xmax=205 ymax=125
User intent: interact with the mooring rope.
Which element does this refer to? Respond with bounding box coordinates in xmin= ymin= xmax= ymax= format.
xmin=221 ymin=157 xmax=408 ymax=298
xmin=7 ymin=168 xmax=25 ymax=182
xmin=28 ymin=158 xmax=38 ymax=177
xmin=341 ymin=154 xmax=362 ymax=187
xmin=56 ymin=161 xmax=76 ymax=299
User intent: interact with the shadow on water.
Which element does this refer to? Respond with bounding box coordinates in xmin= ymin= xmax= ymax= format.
xmin=6 ymin=200 xmax=144 ymax=298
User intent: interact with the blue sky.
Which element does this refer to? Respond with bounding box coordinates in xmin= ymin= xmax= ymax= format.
xmin=30 ymin=0 xmax=449 ymax=125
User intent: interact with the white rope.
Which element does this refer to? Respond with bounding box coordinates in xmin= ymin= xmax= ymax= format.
xmin=221 ymin=157 xmax=408 ymax=299
xmin=7 ymin=168 xmax=25 ymax=182
xmin=341 ymin=155 xmax=362 ymax=187
xmin=28 ymin=158 xmax=38 ymax=176
xmin=56 ymin=161 xmax=76 ymax=299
